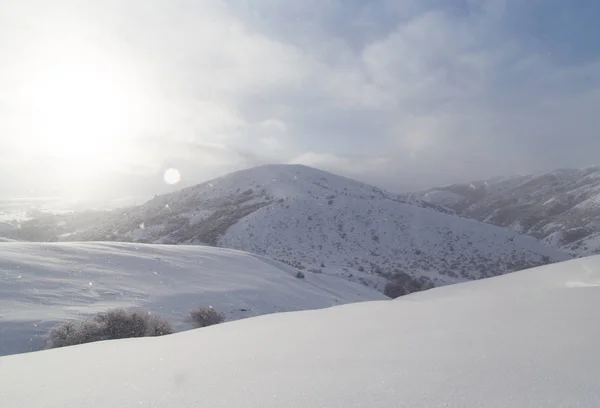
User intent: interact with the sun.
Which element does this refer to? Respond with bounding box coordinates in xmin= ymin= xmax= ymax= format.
xmin=21 ymin=50 xmax=145 ymax=181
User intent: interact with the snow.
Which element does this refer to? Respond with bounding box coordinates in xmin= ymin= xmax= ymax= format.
xmin=0 ymin=196 xmax=145 ymax=223
xmin=219 ymin=196 xmax=568 ymax=285
xmin=144 ymin=164 xmax=387 ymax=207
xmin=0 ymin=241 xmax=385 ymax=356
xmin=561 ymin=232 xmax=600 ymax=256
xmin=318 ymin=265 xmax=390 ymax=291
xmin=68 ymin=164 xmax=569 ymax=289
xmin=422 ymin=189 xmax=466 ymax=207
xmin=543 ymin=230 xmax=565 ymax=247
xmin=508 ymin=219 xmax=524 ymax=233
xmin=2 ymin=256 xmax=600 ymax=407
xmin=411 ymin=166 xmax=600 ymax=255
xmin=573 ymin=192 xmax=600 ymax=210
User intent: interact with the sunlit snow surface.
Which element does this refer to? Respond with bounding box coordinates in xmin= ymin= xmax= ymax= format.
xmin=2 ymin=256 xmax=600 ymax=407
xmin=0 ymin=242 xmax=385 ymax=356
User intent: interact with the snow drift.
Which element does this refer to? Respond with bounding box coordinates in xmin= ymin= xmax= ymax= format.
xmin=2 ymin=256 xmax=600 ymax=407
xmin=0 ymin=241 xmax=385 ymax=356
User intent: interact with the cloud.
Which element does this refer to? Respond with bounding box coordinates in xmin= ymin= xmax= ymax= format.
xmin=0 ymin=0 xmax=599 ymax=197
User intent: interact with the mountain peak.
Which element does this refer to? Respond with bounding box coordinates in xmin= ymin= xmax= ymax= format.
xmin=63 ymin=164 xmax=569 ymax=292
xmin=178 ymin=163 xmax=387 ymax=202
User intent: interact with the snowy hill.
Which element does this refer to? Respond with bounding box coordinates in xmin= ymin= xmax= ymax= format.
xmin=2 ymin=256 xmax=600 ymax=407
xmin=64 ymin=164 xmax=569 ymax=290
xmin=407 ymin=166 xmax=600 ymax=256
xmin=0 ymin=241 xmax=385 ymax=356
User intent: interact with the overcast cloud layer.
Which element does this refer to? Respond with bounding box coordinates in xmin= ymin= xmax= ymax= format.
xmin=1 ymin=0 xmax=599 ymax=198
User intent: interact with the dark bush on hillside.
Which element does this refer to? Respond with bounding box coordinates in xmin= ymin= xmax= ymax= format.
xmin=384 ymin=282 xmax=407 ymax=299
xmin=384 ymin=272 xmax=434 ymax=299
xmin=94 ymin=309 xmax=173 ymax=338
xmin=46 ymin=308 xmax=173 ymax=349
xmin=190 ymin=306 xmax=225 ymax=328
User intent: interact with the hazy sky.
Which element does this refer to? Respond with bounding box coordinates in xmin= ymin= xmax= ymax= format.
xmin=1 ymin=0 xmax=599 ymax=198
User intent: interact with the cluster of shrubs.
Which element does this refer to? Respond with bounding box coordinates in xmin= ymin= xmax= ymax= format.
xmin=384 ymin=272 xmax=434 ymax=299
xmin=189 ymin=306 xmax=225 ymax=328
xmin=46 ymin=306 xmax=225 ymax=349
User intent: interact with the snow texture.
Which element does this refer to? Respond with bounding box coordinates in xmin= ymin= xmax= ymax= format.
xmin=0 ymin=241 xmax=385 ymax=356
xmin=408 ymin=165 xmax=600 ymax=255
xmin=2 ymin=256 xmax=600 ymax=407
xmin=62 ymin=164 xmax=569 ymax=289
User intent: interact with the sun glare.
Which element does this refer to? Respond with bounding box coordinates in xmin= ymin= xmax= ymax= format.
xmin=164 ymin=168 xmax=181 ymax=185
xmin=20 ymin=49 xmax=146 ymax=180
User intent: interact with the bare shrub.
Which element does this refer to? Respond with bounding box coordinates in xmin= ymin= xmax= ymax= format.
xmin=95 ymin=309 xmax=149 ymax=339
xmin=384 ymin=272 xmax=434 ymax=299
xmin=46 ymin=321 xmax=97 ymax=349
xmin=146 ymin=315 xmax=175 ymax=336
xmin=46 ymin=308 xmax=173 ymax=349
xmin=190 ymin=306 xmax=225 ymax=328
xmin=384 ymin=282 xmax=406 ymax=299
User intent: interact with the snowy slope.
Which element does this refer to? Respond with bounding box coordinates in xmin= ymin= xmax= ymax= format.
xmin=63 ymin=164 xmax=569 ymax=289
xmin=407 ymin=166 xmax=600 ymax=256
xmin=2 ymin=256 xmax=600 ymax=407
xmin=219 ymin=195 xmax=568 ymax=286
xmin=0 ymin=241 xmax=385 ymax=356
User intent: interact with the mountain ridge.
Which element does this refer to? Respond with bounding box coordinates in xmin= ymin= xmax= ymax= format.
xmin=406 ymin=165 xmax=600 ymax=256
xmin=59 ymin=164 xmax=569 ymax=291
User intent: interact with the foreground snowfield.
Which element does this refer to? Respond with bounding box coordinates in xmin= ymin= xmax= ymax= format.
xmin=2 ymin=256 xmax=600 ymax=407
xmin=0 ymin=242 xmax=385 ymax=356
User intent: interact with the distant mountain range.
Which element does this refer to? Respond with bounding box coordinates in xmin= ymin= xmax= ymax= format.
xmin=45 ymin=164 xmax=568 ymax=292
xmin=405 ymin=165 xmax=600 ymax=256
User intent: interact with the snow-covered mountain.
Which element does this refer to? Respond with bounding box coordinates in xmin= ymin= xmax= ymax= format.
xmin=3 ymin=256 xmax=600 ymax=407
xmin=0 ymin=241 xmax=385 ymax=356
xmin=64 ymin=164 xmax=569 ymax=289
xmin=406 ymin=165 xmax=600 ymax=256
